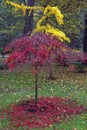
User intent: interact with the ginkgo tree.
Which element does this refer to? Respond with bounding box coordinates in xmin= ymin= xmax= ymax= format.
xmin=5 ymin=0 xmax=70 ymax=42
xmin=4 ymin=0 xmax=87 ymax=45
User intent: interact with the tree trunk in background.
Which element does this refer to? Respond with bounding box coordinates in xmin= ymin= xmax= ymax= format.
xmin=35 ymin=65 xmax=38 ymax=106
xmin=23 ymin=0 xmax=35 ymax=35
xmin=48 ymin=64 xmax=55 ymax=80
xmin=83 ymin=15 xmax=87 ymax=52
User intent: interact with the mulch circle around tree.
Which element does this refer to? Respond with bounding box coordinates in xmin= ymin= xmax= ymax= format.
xmin=1 ymin=97 xmax=87 ymax=129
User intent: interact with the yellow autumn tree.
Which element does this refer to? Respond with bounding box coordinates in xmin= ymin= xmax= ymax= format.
xmin=5 ymin=0 xmax=70 ymax=42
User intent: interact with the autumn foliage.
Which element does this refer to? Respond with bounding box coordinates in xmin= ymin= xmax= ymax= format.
xmin=3 ymin=31 xmax=87 ymax=130
xmin=2 ymin=1 xmax=87 ymax=130
xmin=4 ymin=33 xmax=66 ymax=69
xmin=4 ymin=97 xmax=87 ymax=129
xmin=5 ymin=32 xmax=87 ymax=70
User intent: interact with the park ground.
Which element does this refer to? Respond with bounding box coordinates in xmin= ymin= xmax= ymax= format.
xmin=0 ymin=57 xmax=87 ymax=130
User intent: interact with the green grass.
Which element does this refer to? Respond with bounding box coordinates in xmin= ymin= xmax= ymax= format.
xmin=0 ymin=59 xmax=87 ymax=129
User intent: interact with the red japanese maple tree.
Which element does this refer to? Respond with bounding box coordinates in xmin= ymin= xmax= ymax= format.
xmin=5 ymin=32 xmax=66 ymax=105
xmin=5 ymin=32 xmax=87 ymax=106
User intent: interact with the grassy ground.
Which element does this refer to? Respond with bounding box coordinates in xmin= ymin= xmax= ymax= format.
xmin=0 ymin=58 xmax=87 ymax=130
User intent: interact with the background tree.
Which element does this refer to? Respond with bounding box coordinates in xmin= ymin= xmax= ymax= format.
xmin=36 ymin=0 xmax=87 ymax=48
xmin=83 ymin=14 xmax=87 ymax=52
xmin=0 ymin=0 xmax=24 ymax=52
xmin=1 ymin=0 xmax=87 ymax=50
xmin=22 ymin=0 xmax=36 ymax=35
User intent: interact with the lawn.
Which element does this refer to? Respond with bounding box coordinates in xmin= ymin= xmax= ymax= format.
xmin=0 ymin=58 xmax=87 ymax=130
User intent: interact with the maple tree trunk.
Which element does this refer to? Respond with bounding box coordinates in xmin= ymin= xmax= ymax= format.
xmin=35 ymin=65 xmax=38 ymax=106
xmin=83 ymin=14 xmax=87 ymax=52
xmin=23 ymin=0 xmax=35 ymax=35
